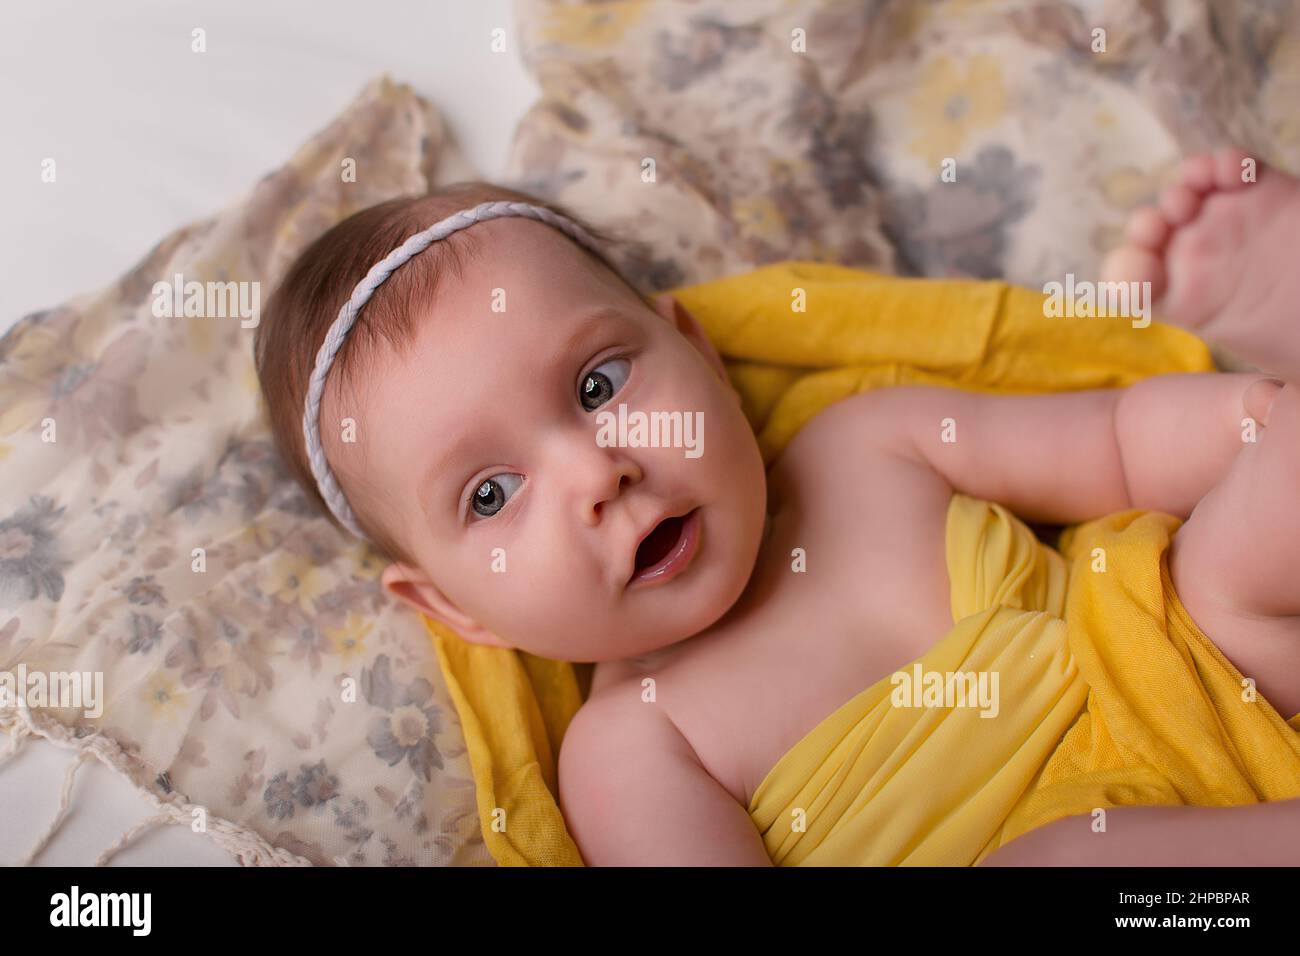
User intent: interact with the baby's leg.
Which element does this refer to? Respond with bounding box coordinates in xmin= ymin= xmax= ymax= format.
xmin=1102 ymin=147 xmax=1300 ymax=381
xmin=1103 ymin=148 xmax=1300 ymax=716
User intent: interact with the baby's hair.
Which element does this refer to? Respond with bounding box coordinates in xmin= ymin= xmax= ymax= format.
xmin=254 ymin=181 xmax=642 ymax=565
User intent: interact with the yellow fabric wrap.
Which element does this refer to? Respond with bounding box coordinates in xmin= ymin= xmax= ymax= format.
xmin=422 ymin=261 xmax=1223 ymax=866
xmin=748 ymin=494 xmax=1300 ymax=865
xmin=1001 ymin=507 xmax=1300 ymax=846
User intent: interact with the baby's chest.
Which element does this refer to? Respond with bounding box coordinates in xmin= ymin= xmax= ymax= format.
xmin=674 ymin=616 xmax=929 ymax=808
xmin=671 ymin=443 xmax=960 ymax=806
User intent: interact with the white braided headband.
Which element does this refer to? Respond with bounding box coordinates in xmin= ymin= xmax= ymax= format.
xmin=302 ymin=200 xmax=607 ymax=541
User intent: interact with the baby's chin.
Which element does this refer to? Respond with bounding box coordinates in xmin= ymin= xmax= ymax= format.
xmin=544 ymin=520 xmax=763 ymax=662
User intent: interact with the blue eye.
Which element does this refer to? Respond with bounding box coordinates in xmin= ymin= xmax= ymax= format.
xmin=579 ymin=358 xmax=631 ymax=411
xmin=469 ymin=473 xmax=523 ymax=519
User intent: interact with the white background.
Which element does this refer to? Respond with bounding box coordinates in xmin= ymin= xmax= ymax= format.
xmin=0 ymin=0 xmax=537 ymax=865
xmin=1 ymin=0 xmax=538 ymax=332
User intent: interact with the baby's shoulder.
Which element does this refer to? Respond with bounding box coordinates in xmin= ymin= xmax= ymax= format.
xmin=771 ymin=391 xmax=953 ymax=517
xmin=772 ymin=389 xmax=924 ymax=482
xmin=563 ymin=678 xmax=682 ymax=758
xmin=767 ymin=392 xmax=957 ymax=635
xmin=558 ymin=678 xmax=775 ymax=864
xmin=558 ymin=680 xmax=700 ymax=811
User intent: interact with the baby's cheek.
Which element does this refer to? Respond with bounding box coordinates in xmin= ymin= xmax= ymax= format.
xmin=509 ymin=557 xmax=589 ymax=618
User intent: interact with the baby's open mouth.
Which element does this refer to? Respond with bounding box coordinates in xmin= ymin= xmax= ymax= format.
xmin=628 ymin=507 xmax=702 ymax=588
xmin=635 ymin=515 xmax=685 ymax=571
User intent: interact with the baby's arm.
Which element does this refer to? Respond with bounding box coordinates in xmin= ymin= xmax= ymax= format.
xmin=558 ymin=690 xmax=773 ymax=866
xmin=846 ymin=372 xmax=1274 ymax=524
xmin=980 ymin=797 xmax=1300 ymax=866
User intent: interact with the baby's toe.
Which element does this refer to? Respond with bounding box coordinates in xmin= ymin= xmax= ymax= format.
xmin=1212 ymin=147 xmax=1255 ymax=190
xmin=1179 ymin=154 xmax=1217 ymax=192
xmin=1101 ymin=244 xmax=1166 ymax=302
xmin=1158 ymin=183 xmax=1203 ymax=226
xmin=1125 ymin=206 xmax=1170 ymax=249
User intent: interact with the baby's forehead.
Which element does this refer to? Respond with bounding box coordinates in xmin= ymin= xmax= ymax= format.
xmin=338 ymin=217 xmax=646 ymax=421
xmin=458 ymin=217 xmax=629 ymax=304
xmin=413 ymin=228 xmax=643 ymax=348
xmin=357 ymin=284 xmax=647 ymax=419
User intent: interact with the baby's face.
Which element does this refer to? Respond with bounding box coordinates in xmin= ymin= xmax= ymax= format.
xmin=326 ymin=219 xmax=768 ymax=662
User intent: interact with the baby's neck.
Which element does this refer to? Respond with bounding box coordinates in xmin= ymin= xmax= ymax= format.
xmin=594 ymin=509 xmax=777 ymax=687
xmin=624 ymin=647 xmax=674 ymax=670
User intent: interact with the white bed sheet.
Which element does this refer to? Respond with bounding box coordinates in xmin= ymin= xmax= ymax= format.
xmin=0 ymin=0 xmax=537 ymax=865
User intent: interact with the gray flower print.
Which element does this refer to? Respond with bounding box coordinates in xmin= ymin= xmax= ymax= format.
xmin=121 ymin=575 xmax=166 ymax=607
xmin=881 ymin=145 xmax=1040 ymax=279
xmin=166 ymin=465 xmax=231 ymax=523
xmin=0 ymin=495 xmax=70 ymax=605
xmin=363 ymin=655 xmax=444 ymax=781
xmin=126 ymin=612 xmax=163 ymax=655
xmin=263 ymin=760 xmax=340 ymax=820
xmin=652 ymin=18 xmax=763 ymax=92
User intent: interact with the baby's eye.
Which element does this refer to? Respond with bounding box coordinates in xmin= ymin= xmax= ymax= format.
xmin=469 ymin=473 xmax=523 ymax=519
xmin=579 ymin=358 xmax=631 ymax=412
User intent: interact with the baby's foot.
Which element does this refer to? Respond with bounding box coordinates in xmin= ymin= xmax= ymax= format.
xmin=1101 ymin=147 xmax=1300 ymax=382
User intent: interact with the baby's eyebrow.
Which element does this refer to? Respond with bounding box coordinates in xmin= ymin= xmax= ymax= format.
xmin=421 ymin=428 xmax=482 ymax=506
xmin=557 ymin=305 xmax=621 ymax=358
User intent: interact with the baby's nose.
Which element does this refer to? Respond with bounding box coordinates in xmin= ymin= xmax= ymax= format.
xmin=569 ymin=446 xmax=641 ymax=521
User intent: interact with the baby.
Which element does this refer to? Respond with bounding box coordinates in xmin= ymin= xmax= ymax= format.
xmin=255 ymin=150 xmax=1300 ymax=866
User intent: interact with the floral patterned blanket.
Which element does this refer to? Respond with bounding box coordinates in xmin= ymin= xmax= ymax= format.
xmin=2 ymin=0 xmax=1296 ymax=865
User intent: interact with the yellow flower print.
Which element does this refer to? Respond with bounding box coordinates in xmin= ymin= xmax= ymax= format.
xmin=259 ymin=552 xmax=333 ymax=613
xmin=231 ymin=518 xmax=279 ymax=554
xmin=892 ymin=3 xmax=929 ymax=43
xmin=325 ymin=613 xmax=373 ymax=661
xmin=1262 ymin=36 xmax=1300 ymax=148
xmin=898 ymin=0 xmax=992 ymax=35
xmin=1093 ymin=159 xmax=1178 ymax=257
xmin=907 ymin=54 xmax=1007 ymax=168
xmin=1099 ymin=166 xmax=1157 ymax=210
xmin=346 ymin=540 xmax=385 ymax=581
xmin=143 ymin=672 xmax=188 ymax=721
xmin=540 ymin=0 xmax=650 ymax=50
xmin=732 ymin=195 xmax=787 ymax=241
xmin=1097 ymin=160 xmax=1178 ymax=212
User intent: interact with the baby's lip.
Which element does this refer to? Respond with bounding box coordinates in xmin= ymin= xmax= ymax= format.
xmin=624 ymin=504 xmax=695 ymax=587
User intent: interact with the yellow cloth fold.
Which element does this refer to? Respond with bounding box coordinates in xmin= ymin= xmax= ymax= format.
xmin=423 ymin=261 xmax=1219 ymax=866
xmin=747 ymin=494 xmax=1300 ymax=866
xmin=1000 ymin=507 xmax=1300 ymax=846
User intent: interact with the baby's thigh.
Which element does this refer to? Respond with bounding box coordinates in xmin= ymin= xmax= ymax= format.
xmin=1168 ymin=381 xmax=1300 ymax=714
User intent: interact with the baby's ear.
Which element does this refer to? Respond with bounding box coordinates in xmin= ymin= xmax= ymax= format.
xmin=653 ymin=294 xmax=729 ymax=383
xmin=380 ymin=562 xmax=514 ymax=649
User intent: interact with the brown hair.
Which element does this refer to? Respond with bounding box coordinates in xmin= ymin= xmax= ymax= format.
xmin=254 ymin=181 xmax=641 ymax=565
